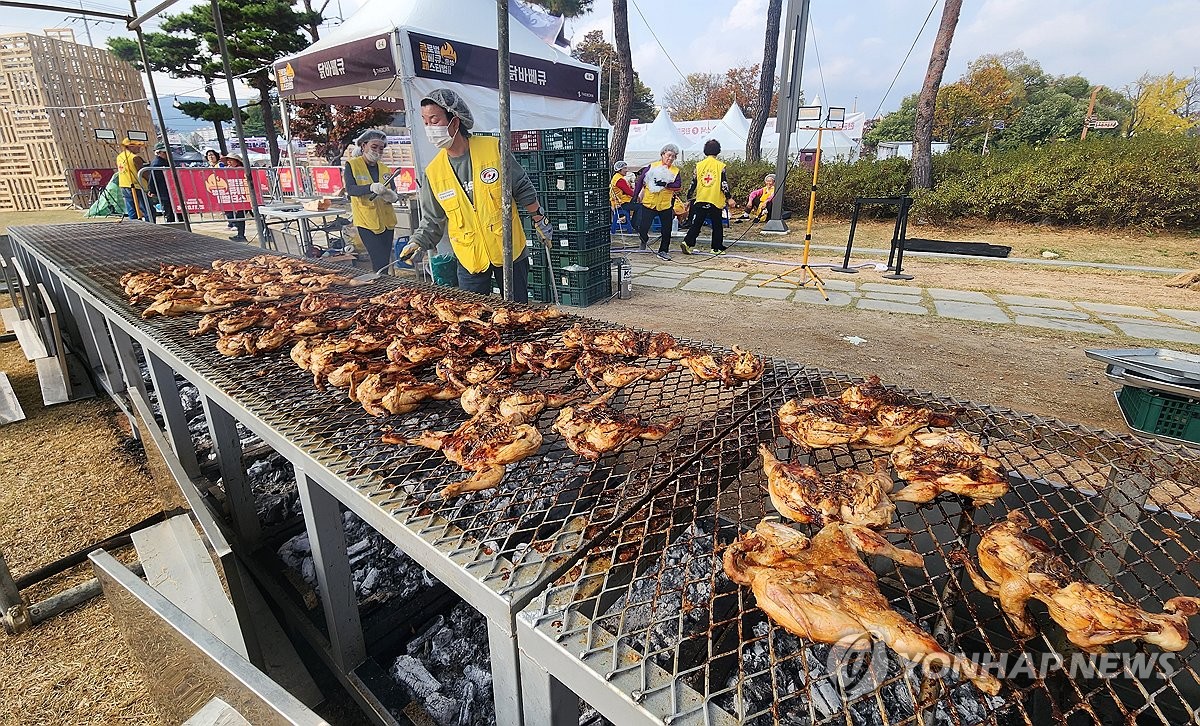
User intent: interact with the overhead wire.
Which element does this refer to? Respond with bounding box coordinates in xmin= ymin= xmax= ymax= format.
xmin=809 ymin=16 xmax=828 ymax=107
xmin=871 ymin=0 xmax=941 ymax=120
xmin=628 ymin=0 xmax=688 ymax=84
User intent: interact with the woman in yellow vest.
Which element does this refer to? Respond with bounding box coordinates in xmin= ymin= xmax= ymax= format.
xmin=116 ymin=137 xmax=154 ymax=222
xmin=682 ymin=139 xmax=737 ymax=255
xmin=401 ymin=88 xmax=552 ymax=303
xmin=344 ymin=129 xmax=400 ymax=271
xmin=742 ymin=173 xmax=777 ymax=222
xmin=632 ymin=143 xmax=682 ymax=261
xmin=609 ymin=160 xmax=634 ymax=225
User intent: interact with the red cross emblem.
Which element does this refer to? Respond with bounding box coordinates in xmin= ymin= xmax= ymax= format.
xmin=702 ymin=172 xmax=715 ymax=185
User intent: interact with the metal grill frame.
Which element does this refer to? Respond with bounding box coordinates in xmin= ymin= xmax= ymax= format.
xmin=519 ymin=367 xmax=1200 ymax=726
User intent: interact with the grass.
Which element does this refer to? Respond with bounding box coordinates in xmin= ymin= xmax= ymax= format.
xmin=0 ymin=209 xmax=101 ymax=234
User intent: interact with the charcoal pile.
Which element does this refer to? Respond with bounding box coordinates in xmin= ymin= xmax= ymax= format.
xmin=277 ymin=511 xmax=436 ymax=608
xmin=391 ymin=603 xmax=495 ymax=726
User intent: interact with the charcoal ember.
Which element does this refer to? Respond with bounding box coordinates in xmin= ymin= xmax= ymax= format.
xmin=424 ymin=692 xmax=461 ymax=726
xmin=407 ymin=615 xmax=444 ymax=655
xmin=392 ymin=603 xmax=495 ymax=726
xmin=463 ymin=665 xmax=491 ymax=692
xmin=360 ymin=567 xmax=380 ymax=595
xmin=392 ymin=655 xmax=442 ymax=699
xmin=178 ymin=382 xmax=201 ymax=413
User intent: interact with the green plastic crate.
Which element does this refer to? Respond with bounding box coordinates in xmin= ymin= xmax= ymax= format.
xmin=514 ymin=151 xmax=542 ymax=175
xmin=540 ymin=127 xmax=609 ymax=151
xmin=557 ymin=277 xmax=612 ymax=307
xmin=543 ymin=188 xmax=606 ymax=214
xmin=541 ymin=149 xmax=608 ymax=173
xmin=542 ymin=226 xmax=609 ymax=251
xmin=1117 ymin=385 xmax=1200 ymax=442
xmin=538 ymin=169 xmax=607 ymax=194
xmin=550 ymin=244 xmax=610 ymax=269
xmin=545 ymin=207 xmax=610 ymax=233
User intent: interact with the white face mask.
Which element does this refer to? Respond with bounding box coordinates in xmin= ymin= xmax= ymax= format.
xmin=426 ymin=123 xmax=454 ymax=149
xmin=363 ymin=149 xmax=381 ymax=163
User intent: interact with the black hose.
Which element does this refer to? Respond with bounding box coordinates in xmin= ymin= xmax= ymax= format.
xmin=14 ymin=508 xmax=186 ymax=590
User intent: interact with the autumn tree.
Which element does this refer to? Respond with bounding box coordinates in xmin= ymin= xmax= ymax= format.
xmin=571 ymin=30 xmax=655 ymax=123
xmin=747 ymin=0 xmax=783 ymax=162
xmin=1125 ymin=73 xmax=1194 ymax=136
xmin=664 ymin=73 xmax=722 ymax=121
xmin=288 ymin=105 xmax=393 ymax=163
xmin=912 ymin=0 xmax=961 ymax=190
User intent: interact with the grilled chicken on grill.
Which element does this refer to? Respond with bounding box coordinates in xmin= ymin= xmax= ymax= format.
xmin=298 ymin=292 xmax=360 ymax=315
xmin=561 ymin=324 xmax=646 ymax=357
xmin=890 ymin=431 xmax=1008 ymax=505
xmin=959 ymin=511 xmax=1200 ymax=652
xmin=459 ymin=382 xmax=583 ymax=423
xmin=509 ymin=341 xmax=579 ymax=376
xmin=386 ymin=336 xmax=446 ymax=367
xmin=435 ymin=355 xmax=509 ymax=390
xmin=490 ymin=306 xmax=564 ymax=329
xmin=121 ymin=271 xmax=177 ymax=302
xmin=724 ymin=520 xmax=1001 ymax=695
xmin=442 ymin=322 xmax=506 ymax=356
xmin=215 ymin=323 xmax=293 ymax=356
xmin=142 ymin=297 xmax=231 ymax=318
xmin=431 ymin=298 xmax=491 ymax=325
xmin=552 ymin=389 xmax=683 ymax=460
xmin=324 ymin=358 xmax=410 ymax=390
xmin=644 ymin=332 xmax=691 ymax=360
xmin=778 ymin=377 xmax=954 ymax=450
xmin=760 ymin=445 xmax=896 ymax=529
xmin=352 ymin=370 xmax=457 ymax=417
xmin=573 ymin=351 xmax=673 ymax=392
xmin=680 ymin=346 xmax=764 ymax=387
xmin=383 ymin=413 xmax=543 ymax=497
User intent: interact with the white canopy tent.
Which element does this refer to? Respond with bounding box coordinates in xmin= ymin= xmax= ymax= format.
xmin=273 ymin=0 xmax=603 ymax=174
xmin=622 ymin=110 xmax=695 ymax=167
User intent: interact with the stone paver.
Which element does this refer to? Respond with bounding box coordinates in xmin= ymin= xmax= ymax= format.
xmin=651 ymin=264 xmax=698 ymax=275
xmin=1160 ymin=309 xmax=1200 ymax=327
xmin=793 ymin=290 xmax=853 ymax=306
xmin=1094 ymin=312 xmax=1168 ymax=325
xmin=698 ymin=269 xmax=749 ymax=281
xmin=860 ymin=282 xmax=923 ymax=294
xmin=997 ymin=294 xmax=1077 ymax=310
xmin=926 ymin=288 xmax=995 ymax=304
xmin=933 ymin=300 xmax=1011 ymax=324
xmin=1077 ymin=302 xmax=1157 ymax=318
xmin=1014 ymin=316 xmax=1114 ymax=335
xmin=733 ymin=286 xmax=793 ymax=300
xmin=681 ymin=278 xmax=740 ymax=294
xmin=1111 ymin=321 xmax=1200 ymax=345
xmin=856 ymin=298 xmax=927 ymax=315
xmin=862 ymin=291 xmax=925 ymax=304
xmin=816 ymin=278 xmax=858 ymax=292
xmin=1007 ymin=305 xmax=1092 ymax=320
xmin=635 ymin=276 xmax=682 ymax=289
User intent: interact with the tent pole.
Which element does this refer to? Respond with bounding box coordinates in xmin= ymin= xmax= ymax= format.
xmin=211 ymin=0 xmax=266 ymax=246
xmin=764 ymin=0 xmax=810 ymax=234
xmin=279 ymin=97 xmax=302 ymax=199
xmin=497 ymin=0 xmax=513 ymax=302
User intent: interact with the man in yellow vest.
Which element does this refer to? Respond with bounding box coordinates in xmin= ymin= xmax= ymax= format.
xmin=116 ymin=137 xmax=154 ymax=222
xmin=401 ymin=88 xmax=551 ymax=303
xmin=682 ymin=139 xmax=736 ymax=255
xmin=344 ymin=129 xmax=400 ymax=271
xmin=632 ymin=143 xmax=682 ymax=261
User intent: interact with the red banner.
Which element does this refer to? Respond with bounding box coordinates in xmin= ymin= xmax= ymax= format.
xmin=310 ymin=166 xmax=343 ymax=195
xmin=74 ymin=168 xmax=114 ymax=189
xmin=167 ymin=168 xmax=254 ymax=214
xmin=277 ymin=167 xmax=298 ymax=194
xmin=394 ymin=167 xmax=418 ymax=194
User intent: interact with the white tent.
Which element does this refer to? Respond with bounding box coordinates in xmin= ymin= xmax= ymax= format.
xmin=274 ymin=0 xmax=603 ymax=173
xmin=622 ymin=110 xmax=694 ymax=167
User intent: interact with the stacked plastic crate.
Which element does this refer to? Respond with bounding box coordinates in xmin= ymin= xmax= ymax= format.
xmin=514 ymin=127 xmax=612 ymax=307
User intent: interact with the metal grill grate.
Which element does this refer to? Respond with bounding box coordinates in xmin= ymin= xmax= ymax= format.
xmin=522 ymin=367 xmax=1200 ymax=725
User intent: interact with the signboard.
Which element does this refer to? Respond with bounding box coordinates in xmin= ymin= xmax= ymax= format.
xmin=168 ymin=168 xmax=254 ymax=214
xmin=1089 ymin=120 xmax=1119 ymax=129
xmin=393 ymin=167 xmax=418 ymax=194
xmin=310 ymin=166 xmax=344 ymax=195
xmin=276 ymin=34 xmax=396 ymax=96
xmin=409 ymin=32 xmax=598 ymax=103
xmin=73 ymin=168 xmax=114 ymax=190
xmin=276 ymin=167 xmax=298 ymax=194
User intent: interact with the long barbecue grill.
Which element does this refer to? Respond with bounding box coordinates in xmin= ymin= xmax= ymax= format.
xmin=9 ymin=223 xmax=1200 ymax=725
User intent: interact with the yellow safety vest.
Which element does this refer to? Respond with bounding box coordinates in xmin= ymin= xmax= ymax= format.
xmin=752 ymin=184 xmax=776 ymax=219
xmin=348 ymin=156 xmax=398 ymax=233
xmin=694 ymin=156 xmax=726 ymax=207
xmin=639 ymin=161 xmax=679 ymax=211
xmin=425 ymin=136 xmax=527 ymax=275
xmin=116 ymin=150 xmax=145 ymax=189
xmin=609 ymin=173 xmax=631 ymax=208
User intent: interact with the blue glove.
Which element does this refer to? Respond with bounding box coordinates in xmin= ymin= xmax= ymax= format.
xmin=533 ymin=212 xmax=553 ymax=242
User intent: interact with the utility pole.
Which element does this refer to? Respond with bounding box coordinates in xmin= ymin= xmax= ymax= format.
xmin=1080 ymin=85 xmax=1100 ymax=141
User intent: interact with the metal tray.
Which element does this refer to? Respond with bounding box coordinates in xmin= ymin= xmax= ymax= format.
xmin=1085 ymin=347 xmax=1200 ymax=385
xmin=1104 ymin=364 xmax=1200 ymax=399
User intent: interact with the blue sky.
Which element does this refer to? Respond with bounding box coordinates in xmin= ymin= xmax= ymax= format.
xmin=2 ymin=0 xmax=1196 ymax=116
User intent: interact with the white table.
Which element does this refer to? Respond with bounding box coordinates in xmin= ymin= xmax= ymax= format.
xmin=257 ymin=204 xmax=352 ymax=256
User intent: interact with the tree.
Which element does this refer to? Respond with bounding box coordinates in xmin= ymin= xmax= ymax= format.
xmin=864 ymin=94 xmax=918 ymax=146
xmin=288 ymin=104 xmax=393 ymax=163
xmin=107 ymin=34 xmax=232 ymax=153
xmin=912 ymin=0 xmax=961 ymax=190
xmin=707 ymin=64 xmax=777 ymax=119
xmin=571 ymin=30 xmax=655 ymax=123
xmin=609 ymin=0 xmax=636 ymax=164
xmin=1125 ymin=73 xmax=1194 ymax=136
xmin=663 ymin=72 xmax=722 ymax=121
xmin=526 ymin=0 xmax=593 ymax=13
xmin=747 ymin=0 xmax=783 ymax=162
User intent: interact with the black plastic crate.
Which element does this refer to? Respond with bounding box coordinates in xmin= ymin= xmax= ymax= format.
xmin=513 ymin=151 xmax=542 ymax=176
xmin=541 ymin=149 xmax=607 ymax=174
xmin=540 ymin=127 xmax=608 ymax=151
xmin=541 ymin=226 xmax=609 ymax=251
xmin=543 ymin=188 xmax=606 ymax=213
xmin=537 ymin=168 xmax=607 ymax=194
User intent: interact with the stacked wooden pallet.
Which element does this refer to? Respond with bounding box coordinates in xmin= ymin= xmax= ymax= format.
xmin=0 ymin=32 xmax=155 ymax=211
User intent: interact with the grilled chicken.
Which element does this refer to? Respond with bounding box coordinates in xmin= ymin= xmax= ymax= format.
xmin=297 ymin=292 xmax=360 ymax=315
xmin=561 ymin=324 xmax=646 ymax=357
xmin=490 ymin=306 xmax=564 ymax=329
xmin=351 ymin=370 xmax=456 ymax=417
xmin=959 ymin=511 xmax=1200 ymax=652
xmin=442 ymin=322 xmax=506 ymax=356
xmin=644 ymin=332 xmax=691 ymax=360
xmin=383 ymin=413 xmax=543 ymax=497
xmin=215 ymin=323 xmax=292 ymax=356
xmin=552 ymin=389 xmax=682 ymax=460
xmin=459 ymin=382 xmax=583 ymax=423
xmin=386 ymin=336 xmax=446 ymax=367
xmin=890 ymin=431 xmax=1008 ymax=505
xmin=435 ymin=355 xmax=509 ymax=390
xmin=680 ymin=346 xmax=764 ymax=387
xmin=430 ymin=298 xmax=491 ymax=325
xmin=778 ymin=377 xmax=953 ymax=450
xmin=724 ymin=520 xmax=1000 ymax=695
xmin=142 ymin=297 xmax=230 ymax=318
xmin=760 ymin=445 xmax=896 ymax=529
xmin=509 ymin=341 xmax=579 ymax=376
xmin=574 ymin=351 xmax=673 ymax=392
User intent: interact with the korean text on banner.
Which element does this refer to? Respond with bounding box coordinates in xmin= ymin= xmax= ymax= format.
xmin=167 ymin=168 xmax=254 ymax=214
xmin=310 ymin=166 xmax=344 ymax=195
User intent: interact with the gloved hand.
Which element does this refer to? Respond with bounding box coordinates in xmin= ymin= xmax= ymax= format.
xmin=399 ymin=241 xmax=422 ymax=261
xmin=380 ymin=188 xmax=399 ymax=204
xmin=369 ymin=182 xmax=386 ymax=196
xmin=533 ymin=213 xmax=553 ymax=243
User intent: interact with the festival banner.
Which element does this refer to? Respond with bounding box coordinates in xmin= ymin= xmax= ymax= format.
xmin=310 ymin=166 xmax=344 ymax=195
xmin=167 ymin=168 xmax=254 ymax=214
xmin=73 ymin=168 xmax=114 ymax=190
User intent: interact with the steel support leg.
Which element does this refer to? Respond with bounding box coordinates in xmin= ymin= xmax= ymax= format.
xmin=145 ymin=352 xmax=201 ymax=479
xmin=294 ymin=467 xmax=366 ymax=673
xmin=0 ymin=546 xmax=30 ymax=635
xmin=203 ymin=397 xmax=262 ymax=549
xmin=520 ymin=647 xmax=578 ymax=726
xmin=488 ymin=620 xmax=525 ymax=726
xmin=81 ymin=305 xmax=125 ymax=396
xmin=62 ymin=288 xmax=104 ymax=378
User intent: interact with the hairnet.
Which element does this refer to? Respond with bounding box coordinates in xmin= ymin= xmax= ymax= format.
xmin=355 ymin=129 xmax=387 ymax=145
xmin=421 ymin=88 xmax=475 ymax=130
xmin=613 ymin=161 xmax=628 ymax=172
xmin=659 ymin=143 xmax=680 ymax=157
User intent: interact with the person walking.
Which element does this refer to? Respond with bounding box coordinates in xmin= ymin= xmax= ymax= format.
xmin=343 ymin=129 xmax=400 ymax=272
xmin=116 ymin=137 xmax=154 ymax=222
xmin=148 ymin=144 xmax=177 ymax=223
xmin=682 ymin=139 xmax=736 ymax=255
xmin=399 ymin=88 xmax=551 ymax=303
xmin=632 ymin=144 xmax=682 ymax=261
